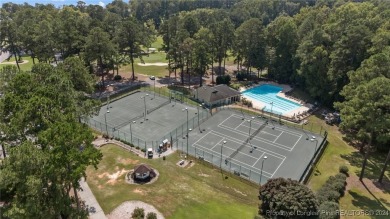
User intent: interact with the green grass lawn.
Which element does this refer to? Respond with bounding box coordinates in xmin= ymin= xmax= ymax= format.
xmin=151 ymin=36 xmax=164 ymax=50
xmin=120 ymin=51 xmax=168 ymax=78
xmin=86 ymin=144 xmax=259 ymax=218
xmin=0 ymin=55 xmax=34 ymax=72
xmin=307 ymin=114 xmax=390 ymax=219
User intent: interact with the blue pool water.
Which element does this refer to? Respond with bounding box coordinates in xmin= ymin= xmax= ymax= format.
xmin=242 ymin=84 xmax=301 ymax=115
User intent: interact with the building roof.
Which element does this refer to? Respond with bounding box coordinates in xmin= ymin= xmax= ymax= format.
xmin=195 ymin=85 xmax=240 ymax=103
xmin=134 ymin=164 xmax=152 ymax=174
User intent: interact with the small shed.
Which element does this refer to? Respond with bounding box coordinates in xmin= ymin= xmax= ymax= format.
xmin=133 ymin=164 xmax=154 ymax=180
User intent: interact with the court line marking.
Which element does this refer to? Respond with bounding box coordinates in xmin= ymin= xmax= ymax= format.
xmin=290 ymin=134 xmax=303 ymax=151
xmin=193 ymin=142 xmax=273 ymax=177
xmin=273 ymin=132 xmax=284 ymax=143
xmin=271 ymin=157 xmax=286 ymax=177
xmin=231 ymin=114 xmax=303 ymax=137
xmin=192 ymin=130 xmax=215 ymax=146
xmin=234 ymin=120 xmax=247 ymax=130
xmin=239 ymin=123 xmax=279 ymax=137
xmin=218 ymin=124 xmax=294 ymax=151
xmin=211 ymin=137 xmax=226 ymax=150
xmin=252 ymin=151 xmax=266 ymax=167
xmin=220 ymin=114 xmax=246 ymax=130
xmin=210 ymin=130 xmax=286 ymax=159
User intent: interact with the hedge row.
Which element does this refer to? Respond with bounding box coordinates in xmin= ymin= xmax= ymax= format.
xmin=317 ymin=166 xmax=349 ymax=219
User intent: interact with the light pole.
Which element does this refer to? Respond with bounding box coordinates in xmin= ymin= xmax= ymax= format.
xmin=260 ymin=156 xmax=268 ymax=185
xmin=104 ymin=110 xmax=110 ymax=136
xmin=310 ymin=138 xmax=319 ymax=164
xmin=183 ymin=108 xmax=189 ymax=156
xmin=248 ymin=116 xmax=255 ymax=137
xmin=107 ymin=91 xmax=110 ymax=110
xmin=197 ymin=104 xmax=203 ymax=132
xmin=269 ymin=102 xmax=274 ymax=120
xmin=220 ymin=140 xmax=227 ymax=169
xmin=130 ymin=121 xmax=136 ymax=143
xmin=141 ymin=94 xmax=149 ymax=121
xmin=153 ymin=78 xmax=156 ymax=99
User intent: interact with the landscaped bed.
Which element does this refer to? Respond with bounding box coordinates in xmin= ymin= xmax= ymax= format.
xmin=86 ymin=144 xmax=259 ymax=219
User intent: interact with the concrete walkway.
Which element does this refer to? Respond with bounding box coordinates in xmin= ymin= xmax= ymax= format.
xmin=79 ymin=178 xmax=107 ymax=219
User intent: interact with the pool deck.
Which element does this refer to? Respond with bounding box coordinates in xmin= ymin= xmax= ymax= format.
xmin=240 ymin=81 xmax=312 ymax=118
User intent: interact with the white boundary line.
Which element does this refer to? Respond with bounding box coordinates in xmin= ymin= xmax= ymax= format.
xmin=211 ymin=138 xmax=225 ymax=150
xmin=273 ymin=132 xmax=283 ymax=143
xmin=252 ymin=152 xmax=266 ymax=167
xmin=218 ymin=124 xmax=293 ymax=151
xmin=192 ymin=130 xmax=214 ymax=146
xmin=231 ymin=114 xmax=303 ymax=137
xmin=193 ymin=142 xmax=273 ymax=177
xmin=239 ymin=123 xmax=279 ymax=137
xmin=290 ymin=134 xmax=303 ymax=151
xmin=211 ymin=130 xmax=286 ymax=159
xmin=271 ymin=157 xmax=286 ymax=177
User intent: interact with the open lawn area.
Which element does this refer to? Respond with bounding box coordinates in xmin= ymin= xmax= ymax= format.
xmin=307 ymin=114 xmax=390 ymax=219
xmin=86 ymin=144 xmax=259 ymax=219
xmin=0 ymin=55 xmax=34 ymax=72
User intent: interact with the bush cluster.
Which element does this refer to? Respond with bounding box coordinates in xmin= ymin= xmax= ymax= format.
xmin=146 ymin=212 xmax=157 ymax=219
xmin=317 ymin=166 xmax=349 ymax=219
xmin=114 ymin=75 xmax=122 ymax=81
xmin=131 ymin=207 xmax=145 ymax=219
xmin=241 ymin=98 xmax=253 ymax=107
xmin=216 ymin=75 xmax=231 ymax=85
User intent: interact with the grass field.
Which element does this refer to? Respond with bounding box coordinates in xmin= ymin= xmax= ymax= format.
xmin=307 ymin=114 xmax=390 ymax=219
xmin=0 ymin=55 xmax=34 ymax=72
xmin=86 ymin=144 xmax=259 ymax=218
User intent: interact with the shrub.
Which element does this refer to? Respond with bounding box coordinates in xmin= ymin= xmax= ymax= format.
xmin=334 ymin=173 xmax=347 ymax=182
xmin=259 ymin=178 xmax=318 ymax=217
xmin=146 ymin=212 xmax=157 ymax=219
xmin=131 ymin=207 xmax=145 ymax=219
xmin=114 ymin=75 xmax=122 ymax=81
xmin=319 ymin=201 xmax=339 ymax=219
xmin=216 ymin=75 xmax=231 ymax=85
xmin=339 ymin=165 xmax=349 ymax=176
xmin=136 ymin=146 xmax=140 ymax=150
xmin=141 ymin=148 xmax=146 ymax=152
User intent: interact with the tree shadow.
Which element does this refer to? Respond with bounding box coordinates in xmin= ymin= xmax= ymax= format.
xmin=341 ymin=151 xmax=390 ymax=194
xmin=349 ymin=188 xmax=389 ymax=219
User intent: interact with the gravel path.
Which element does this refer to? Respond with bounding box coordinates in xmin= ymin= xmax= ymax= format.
xmin=107 ymin=201 xmax=165 ymax=219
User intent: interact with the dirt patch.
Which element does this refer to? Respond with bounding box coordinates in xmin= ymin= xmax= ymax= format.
xmin=98 ymin=168 xmax=128 ymax=185
xmin=118 ymin=158 xmax=139 ymax=165
xmin=346 ymin=175 xmax=390 ymax=193
xmin=97 ymin=185 xmax=104 ymax=190
xmin=198 ymin=173 xmax=210 ymax=177
xmin=233 ymin=188 xmax=248 ymax=197
xmin=133 ymin=188 xmax=145 ymax=195
xmin=137 ymin=62 xmax=168 ymax=66
xmin=107 ymin=201 xmax=164 ymax=219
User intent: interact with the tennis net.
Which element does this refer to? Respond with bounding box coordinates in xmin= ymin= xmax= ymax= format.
xmin=113 ymin=113 xmax=144 ymax=130
xmin=226 ymin=121 xmax=267 ymax=161
xmin=147 ymin=100 xmax=170 ymax=114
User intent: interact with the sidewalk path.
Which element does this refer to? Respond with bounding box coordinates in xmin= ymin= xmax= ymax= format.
xmin=79 ymin=178 xmax=107 ymax=219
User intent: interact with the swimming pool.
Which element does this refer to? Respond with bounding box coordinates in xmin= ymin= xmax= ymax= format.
xmin=241 ymin=84 xmax=301 ymax=115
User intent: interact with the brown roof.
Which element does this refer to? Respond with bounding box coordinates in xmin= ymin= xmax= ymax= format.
xmin=133 ymin=164 xmax=152 ymax=174
xmin=195 ymin=85 xmax=240 ymax=103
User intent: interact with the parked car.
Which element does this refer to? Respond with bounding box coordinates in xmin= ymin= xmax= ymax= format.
xmin=149 ymin=76 xmax=155 ymax=80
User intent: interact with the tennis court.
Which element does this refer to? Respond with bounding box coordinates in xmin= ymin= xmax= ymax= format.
xmin=179 ymin=109 xmax=325 ymax=184
xmin=88 ymin=91 xmax=208 ymax=144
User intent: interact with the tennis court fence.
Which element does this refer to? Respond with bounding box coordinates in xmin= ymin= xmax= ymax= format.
xmin=82 ymin=108 xmax=210 ymax=152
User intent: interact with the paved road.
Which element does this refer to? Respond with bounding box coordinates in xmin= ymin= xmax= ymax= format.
xmin=79 ymin=178 xmax=107 ymax=219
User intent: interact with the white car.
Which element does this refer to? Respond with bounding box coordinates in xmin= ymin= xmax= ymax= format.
xmin=149 ymin=76 xmax=155 ymax=80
